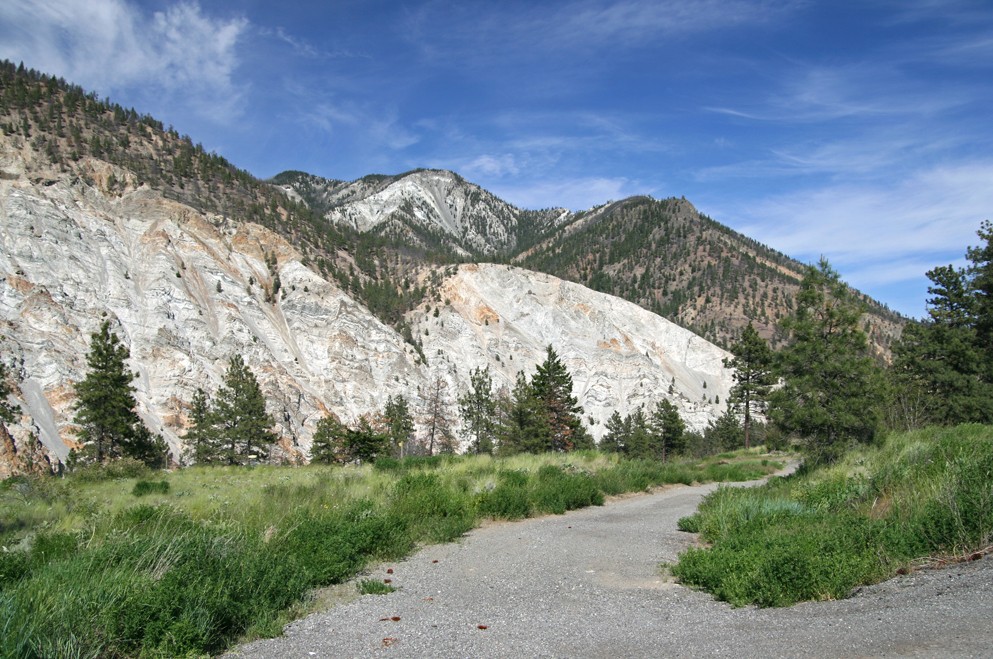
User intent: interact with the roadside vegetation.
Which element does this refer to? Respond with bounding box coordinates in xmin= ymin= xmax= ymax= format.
xmin=0 ymin=450 xmax=781 ymax=657
xmin=673 ymin=424 xmax=993 ymax=607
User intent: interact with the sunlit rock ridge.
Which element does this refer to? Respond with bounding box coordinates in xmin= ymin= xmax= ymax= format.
xmin=0 ymin=140 xmax=733 ymax=465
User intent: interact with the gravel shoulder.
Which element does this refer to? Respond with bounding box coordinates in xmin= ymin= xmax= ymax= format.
xmin=227 ymin=476 xmax=993 ymax=658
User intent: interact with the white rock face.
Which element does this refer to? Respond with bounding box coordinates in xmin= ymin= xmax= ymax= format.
xmin=324 ymin=170 xmax=521 ymax=255
xmin=0 ymin=146 xmax=426 ymax=463
xmin=0 ymin=140 xmax=734 ymax=466
xmin=410 ymin=264 xmax=733 ymax=439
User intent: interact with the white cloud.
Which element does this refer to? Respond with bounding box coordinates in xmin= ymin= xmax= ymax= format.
xmin=489 ymin=176 xmax=645 ymax=211
xmin=731 ymin=161 xmax=993 ymax=282
xmin=463 ymin=154 xmax=521 ymax=178
xmin=0 ymin=0 xmax=248 ymax=121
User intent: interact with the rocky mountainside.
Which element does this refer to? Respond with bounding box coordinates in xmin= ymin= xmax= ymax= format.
xmin=0 ymin=146 xmax=732 ymax=463
xmin=0 ymin=64 xmax=734 ymax=468
xmin=0 ymin=62 xmax=902 ymax=471
xmin=272 ymin=169 xmax=555 ymax=259
xmin=280 ymin=173 xmax=904 ymax=353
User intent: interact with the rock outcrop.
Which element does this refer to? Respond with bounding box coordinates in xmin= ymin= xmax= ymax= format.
xmin=0 ymin=138 xmax=733 ymax=469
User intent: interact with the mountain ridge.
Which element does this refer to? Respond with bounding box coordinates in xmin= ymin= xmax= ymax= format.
xmin=0 ymin=61 xmax=903 ymax=470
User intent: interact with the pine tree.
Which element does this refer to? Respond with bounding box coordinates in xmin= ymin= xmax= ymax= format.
xmin=310 ymin=413 xmax=349 ymax=464
xmin=531 ymin=346 xmax=587 ymax=452
xmin=213 ymin=355 xmax=276 ymax=465
xmin=458 ymin=366 xmax=496 ymax=454
xmin=72 ymin=321 xmax=159 ymax=465
xmin=890 ymin=223 xmax=993 ymax=426
xmin=649 ymin=399 xmax=685 ymax=461
xmin=723 ymin=323 xmax=774 ymax=449
xmin=496 ymin=370 xmax=550 ymax=455
xmin=600 ymin=410 xmax=629 ymax=454
xmin=183 ymin=387 xmax=218 ymax=465
xmin=383 ymin=394 xmax=415 ymax=457
xmin=768 ymin=259 xmax=882 ymax=463
xmin=347 ymin=415 xmax=389 ymax=462
xmin=421 ymin=375 xmax=455 ymax=455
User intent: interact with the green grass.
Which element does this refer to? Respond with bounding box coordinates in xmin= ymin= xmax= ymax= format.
xmin=672 ymin=424 xmax=993 ymax=608
xmin=0 ymin=449 xmax=782 ymax=657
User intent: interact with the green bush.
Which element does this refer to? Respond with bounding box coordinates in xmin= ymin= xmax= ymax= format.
xmin=673 ymin=425 xmax=993 ymax=608
xmin=530 ymin=465 xmax=604 ymax=515
xmin=132 ymin=479 xmax=170 ymax=496
xmin=478 ymin=470 xmax=532 ymax=519
xmin=388 ymin=472 xmax=475 ymax=543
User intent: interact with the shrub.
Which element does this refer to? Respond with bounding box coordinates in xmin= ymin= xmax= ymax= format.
xmin=132 ymin=479 xmax=170 ymax=496
xmin=530 ymin=465 xmax=604 ymax=515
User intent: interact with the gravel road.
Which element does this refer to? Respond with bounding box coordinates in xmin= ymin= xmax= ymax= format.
xmin=227 ymin=477 xmax=993 ymax=658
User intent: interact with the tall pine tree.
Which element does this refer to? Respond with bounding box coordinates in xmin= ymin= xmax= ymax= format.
xmin=531 ymin=346 xmax=588 ymax=452
xmin=768 ymin=259 xmax=882 ymax=463
xmin=724 ymin=323 xmax=774 ymax=449
xmin=213 ymin=355 xmax=276 ymax=465
xmin=891 ymin=222 xmax=993 ymax=425
xmin=72 ymin=321 xmax=159 ymax=465
xmin=458 ymin=366 xmax=497 ymax=454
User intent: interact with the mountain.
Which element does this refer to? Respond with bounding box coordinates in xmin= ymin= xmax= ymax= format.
xmin=0 ymin=62 xmax=735 ymax=469
xmin=272 ymin=169 xmax=546 ymax=259
xmin=280 ymin=172 xmax=904 ymax=353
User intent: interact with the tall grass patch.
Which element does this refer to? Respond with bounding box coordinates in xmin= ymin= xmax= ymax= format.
xmin=1 ymin=448 xmax=783 ymax=656
xmin=672 ymin=424 xmax=993 ymax=607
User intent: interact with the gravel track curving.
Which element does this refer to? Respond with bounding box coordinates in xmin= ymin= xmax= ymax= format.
xmin=227 ymin=476 xmax=993 ymax=658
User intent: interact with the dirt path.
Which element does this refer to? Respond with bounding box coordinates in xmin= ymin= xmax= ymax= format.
xmin=227 ymin=478 xmax=993 ymax=658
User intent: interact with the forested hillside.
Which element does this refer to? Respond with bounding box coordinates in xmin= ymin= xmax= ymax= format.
xmin=516 ymin=195 xmax=904 ymax=351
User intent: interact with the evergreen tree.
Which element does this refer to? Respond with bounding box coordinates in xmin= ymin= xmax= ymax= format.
xmin=704 ymin=408 xmax=743 ymax=451
xmin=600 ymin=410 xmax=629 ymax=454
xmin=531 ymin=346 xmax=587 ymax=452
xmin=383 ymin=394 xmax=415 ymax=457
xmin=213 ymin=355 xmax=276 ymax=465
xmin=310 ymin=414 xmax=349 ymax=464
xmin=347 ymin=415 xmax=390 ymax=462
xmin=458 ymin=366 xmax=497 ymax=454
xmin=183 ymin=387 xmax=219 ymax=465
xmin=624 ymin=406 xmax=652 ymax=459
xmin=649 ymin=399 xmax=686 ymax=461
xmin=768 ymin=259 xmax=882 ymax=463
xmin=723 ymin=323 xmax=774 ymax=449
xmin=891 ymin=222 xmax=993 ymax=426
xmin=497 ymin=370 xmax=550 ymax=455
xmin=72 ymin=321 xmax=159 ymax=465
xmin=421 ymin=375 xmax=455 ymax=454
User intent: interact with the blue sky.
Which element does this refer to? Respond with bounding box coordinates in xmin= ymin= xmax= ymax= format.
xmin=2 ymin=0 xmax=992 ymax=318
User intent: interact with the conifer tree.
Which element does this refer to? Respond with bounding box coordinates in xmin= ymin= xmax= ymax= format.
xmin=531 ymin=346 xmax=587 ymax=452
xmin=497 ymin=370 xmax=550 ymax=455
xmin=649 ymin=399 xmax=685 ymax=461
xmin=891 ymin=222 xmax=993 ymax=426
xmin=458 ymin=366 xmax=497 ymax=454
xmin=421 ymin=375 xmax=455 ymax=454
xmin=723 ymin=323 xmax=774 ymax=449
xmin=310 ymin=413 xmax=350 ymax=464
xmin=213 ymin=355 xmax=276 ymax=465
xmin=72 ymin=321 xmax=158 ymax=465
xmin=383 ymin=394 xmax=415 ymax=457
xmin=768 ymin=259 xmax=882 ymax=463
xmin=183 ymin=387 xmax=218 ymax=465
xmin=600 ymin=410 xmax=629 ymax=454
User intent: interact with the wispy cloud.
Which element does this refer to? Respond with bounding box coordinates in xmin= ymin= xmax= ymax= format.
xmin=489 ymin=176 xmax=649 ymax=211
xmin=731 ymin=161 xmax=993 ymax=281
xmin=0 ymin=0 xmax=248 ymax=121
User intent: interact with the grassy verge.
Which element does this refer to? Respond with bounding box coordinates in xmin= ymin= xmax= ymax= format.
xmin=672 ymin=424 xmax=993 ymax=607
xmin=1 ymin=450 xmax=781 ymax=657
